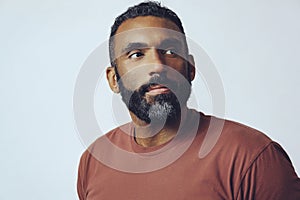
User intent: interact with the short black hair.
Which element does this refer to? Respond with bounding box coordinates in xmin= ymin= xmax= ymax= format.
xmin=109 ymin=1 xmax=186 ymax=68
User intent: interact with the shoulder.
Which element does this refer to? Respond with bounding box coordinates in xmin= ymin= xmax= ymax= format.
xmin=223 ymin=118 xmax=271 ymax=146
xmin=79 ymin=123 xmax=133 ymax=165
xmin=202 ymin=113 xmax=273 ymax=152
xmin=199 ymin=113 xmax=274 ymax=170
xmin=90 ymin=123 xmax=133 ymax=150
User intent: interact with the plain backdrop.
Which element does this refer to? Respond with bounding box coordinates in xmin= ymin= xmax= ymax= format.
xmin=1 ymin=0 xmax=299 ymax=199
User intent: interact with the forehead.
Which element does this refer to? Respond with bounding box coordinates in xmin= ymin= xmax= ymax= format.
xmin=113 ymin=16 xmax=185 ymax=57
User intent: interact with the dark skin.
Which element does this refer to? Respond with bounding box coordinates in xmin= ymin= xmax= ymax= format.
xmin=106 ymin=16 xmax=196 ymax=147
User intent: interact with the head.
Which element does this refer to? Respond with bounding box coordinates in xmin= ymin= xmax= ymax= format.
xmin=109 ymin=1 xmax=186 ymax=69
xmin=106 ymin=1 xmax=195 ymax=124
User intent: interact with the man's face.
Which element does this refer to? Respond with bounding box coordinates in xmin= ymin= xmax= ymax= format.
xmin=111 ymin=16 xmax=195 ymax=124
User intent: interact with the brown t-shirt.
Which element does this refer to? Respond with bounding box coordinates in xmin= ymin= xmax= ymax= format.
xmin=77 ymin=112 xmax=300 ymax=199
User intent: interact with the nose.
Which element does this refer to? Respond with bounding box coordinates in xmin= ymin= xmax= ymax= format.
xmin=148 ymin=48 xmax=165 ymax=76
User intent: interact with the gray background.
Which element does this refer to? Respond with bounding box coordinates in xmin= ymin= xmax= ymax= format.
xmin=1 ymin=0 xmax=299 ymax=199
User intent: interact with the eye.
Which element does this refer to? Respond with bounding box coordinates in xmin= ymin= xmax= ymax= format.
xmin=129 ymin=51 xmax=144 ymax=59
xmin=162 ymin=48 xmax=179 ymax=57
xmin=164 ymin=49 xmax=175 ymax=55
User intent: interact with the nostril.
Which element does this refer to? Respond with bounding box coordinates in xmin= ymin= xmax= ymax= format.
xmin=149 ymin=71 xmax=167 ymax=79
xmin=149 ymin=73 xmax=160 ymax=78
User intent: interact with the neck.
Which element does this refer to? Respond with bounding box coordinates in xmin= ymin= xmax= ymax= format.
xmin=131 ymin=107 xmax=188 ymax=147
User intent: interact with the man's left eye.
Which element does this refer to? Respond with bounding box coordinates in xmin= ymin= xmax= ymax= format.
xmin=163 ymin=49 xmax=176 ymax=55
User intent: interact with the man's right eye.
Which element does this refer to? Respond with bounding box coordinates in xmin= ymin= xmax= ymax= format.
xmin=128 ymin=51 xmax=144 ymax=59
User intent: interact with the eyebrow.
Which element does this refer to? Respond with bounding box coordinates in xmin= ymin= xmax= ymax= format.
xmin=158 ymin=38 xmax=183 ymax=50
xmin=121 ymin=42 xmax=148 ymax=55
xmin=120 ymin=38 xmax=185 ymax=55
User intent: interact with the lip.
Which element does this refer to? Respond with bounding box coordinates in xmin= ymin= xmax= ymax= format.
xmin=146 ymin=84 xmax=170 ymax=95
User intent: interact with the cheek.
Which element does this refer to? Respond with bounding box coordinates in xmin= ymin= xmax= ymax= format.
xmin=118 ymin=66 xmax=148 ymax=90
xmin=165 ymin=60 xmax=189 ymax=80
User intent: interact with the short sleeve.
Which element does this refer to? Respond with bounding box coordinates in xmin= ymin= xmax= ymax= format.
xmin=238 ymin=142 xmax=300 ymax=199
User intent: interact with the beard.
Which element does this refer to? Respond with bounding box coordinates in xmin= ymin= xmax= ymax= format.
xmin=117 ymin=73 xmax=192 ymax=124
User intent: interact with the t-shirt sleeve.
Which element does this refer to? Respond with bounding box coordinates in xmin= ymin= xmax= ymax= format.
xmin=77 ymin=151 xmax=88 ymax=200
xmin=238 ymin=142 xmax=300 ymax=199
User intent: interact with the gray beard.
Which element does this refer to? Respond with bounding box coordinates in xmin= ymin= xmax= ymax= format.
xmin=148 ymin=101 xmax=175 ymax=122
xmin=120 ymin=87 xmax=180 ymax=124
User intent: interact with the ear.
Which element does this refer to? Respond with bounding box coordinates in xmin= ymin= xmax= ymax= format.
xmin=106 ymin=66 xmax=120 ymax=93
xmin=187 ymin=54 xmax=196 ymax=81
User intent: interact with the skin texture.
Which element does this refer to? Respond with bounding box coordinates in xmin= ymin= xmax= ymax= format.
xmin=106 ymin=16 xmax=196 ymax=147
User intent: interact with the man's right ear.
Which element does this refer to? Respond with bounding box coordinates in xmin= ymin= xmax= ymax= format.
xmin=106 ymin=66 xmax=120 ymax=93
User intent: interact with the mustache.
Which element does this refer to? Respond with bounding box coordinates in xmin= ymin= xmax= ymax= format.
xmin=137 ymin=74 xmax=178 ymax=96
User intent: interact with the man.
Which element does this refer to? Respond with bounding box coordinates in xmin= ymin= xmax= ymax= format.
xmin=77 ymin=1 xmax=300 ymax=199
